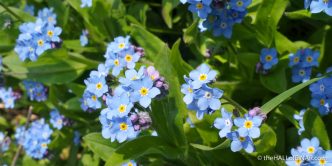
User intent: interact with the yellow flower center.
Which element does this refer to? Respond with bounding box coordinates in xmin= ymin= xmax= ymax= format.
xmin=139 ymin=87 xmax=149 ymax=96
xmin=57 ymin=119 xmax=62 ymax=125
xmin=196 ymin=3 xmax=203 ymax=9
xmin=299 ymin=70 xmax=305 ymax=76
xmin=232 ymin=12 xmax=238 ymax=17
xmin=323 ymin=0 xmax=329 ymax=3
xmin=307 ymin=146 xmax=315 ymax=154
xmin=119 ymin=123 xmax=128 ymax=131
xmin=199 ymin=74 xmax=207 ymax=81
xmin=188 ymin=88 xmax=193 ymax=93
xmin=92 ymin=95 xmax=97 ymax=101
xmin=204 ymin=92 xmax=212 ymax=98
xmin=41 ymin=143 xmax=47 ymax=148
xmin=118 ymin=104 xmax=127 ymax=113
xmin=320 ymin=99 xmax=325 ymax=105
xmin=306 ymin=56 xmax=313 ymax=62
xmin=125 ymin=54 xmax=133 ymax=62
xmin=96 ymin=83 xmax=102 ymax=90
xmin=118 ymin=43 xmax=125 ymax=49
xmin=48 ymin=17 xmax=53 ymax=22
xmin=294 ymin=57 xmax=300 ymax=63
xmin=237 ymin=0 xmax=244 ymax=6
xmin=239 ymin=137 xmax=246 ymax=142
xmin=128 ymin=162 xmax=133 ymax=166
xmin=244 ymin=120 xmax=253 ymax=129
xmin=265 ymin=55 xmax=273 ymax=62
xmin=319 ymin=158 xmax=326 ymax=165
xmin=47 ymin=30 xmax=54 ymax=37
xmin=29 ymin=47 xmax=34 ymax=52
xmin=295 ymin=158 xmax=302 ymax=165
xmin=37 ymin=39 xmax=44 ymax=46
xmin=114 ymin=59 xmax=120 ymax=66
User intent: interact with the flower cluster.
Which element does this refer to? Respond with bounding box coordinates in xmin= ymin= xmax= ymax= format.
xmin=214 ymin=107 xmax=264 ymax=153
xmin=50 ymin=109 xmax=66 ymax=130
xmin=17 ymin=119 xmax=53 ymax=159
xmin=309 ymin=68 xmax=332 ymax=115
xmin=81 ymin=36 xmax=168 ymax=143
xmin=257 ymin=48 xmax=279 ymax=73
xmin=289 ymin=48 xmax=320 ymax=83
xmin=294 ymin=109 xmax=306 ymax=135
xmin=181 ymin=63 xmax=223 ymax=120
xmin=305 ymin=0 xmax=332 ymax=16
xmin=286 ymin=137 xmax=332 ymax=165
xmin=23 ymin=80 xmax=48 ymax=102
xmin=181 ymin=0 xmax=252 ymax=38
xmin=80 ymin=29 xmax=89 ymax=46
xmin=14 ymin=8 xmax=62 ymax=61
xmin=0 ymin=87 xmax=17 ymax=109
xmin=0 ymin=132 xmax=10 ymax=152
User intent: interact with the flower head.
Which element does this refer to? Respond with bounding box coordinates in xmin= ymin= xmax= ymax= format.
xmin=227 ymin=131 xmax=255 ymax=153
xmin=234 ymin=114 xmax=262 ymax=139
xmin=130 ymin=77 xmax=160 ymax=108
xmin=260 ymin=48 xmax=278 ymax=70
xmin=214 ymin=108 xmax=233 ymax=138
xmin=189 ymin=63 xmax=217 ymax=89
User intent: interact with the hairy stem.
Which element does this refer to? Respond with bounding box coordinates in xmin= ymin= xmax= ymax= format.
xmin=222 ymin=96 xmax=247 ymax=114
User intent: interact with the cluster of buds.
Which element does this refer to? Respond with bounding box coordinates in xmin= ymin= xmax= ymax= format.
xmin=130 ymin=112 xmax=152 ymax=131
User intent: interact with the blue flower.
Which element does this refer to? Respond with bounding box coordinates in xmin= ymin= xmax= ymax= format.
xmin=105 ymin=52 xmax=126 ymax=76
xmin=291 ymin=67 xmax=312 ymax=83
xmin=228 ymin=10 xmax=247 ymax=23
xmin=189 ymin=63 xmax=217 ymax=89
xmin=0 ymin=132 xmax=10 ymax=152
xmin=24 ymin=5 xmax=35 ymax=16
xmin=310 ymin=95 xmax=332 ymax=115
xmin=119 ymin=67 xmax=145 ymax=87
xmin=310 ymin=0 xmax=332 ymax=16
xmin=50 ymin=109 xmax=65 ymax=130
xmin=309 ymin=77 xmax=332 ymax=97
xmin=37 ymin=8 xmax=57 ymax=25
xmin=289 ymin=52 xmax=301 ymax=67
xmin=285 ymin=148 xmax=306 ymax=166
xmin=122 ymin=160 xmax=137 ymax=166
xmin=105 ymin=94 xmax=133 ymax=118
xmin=81 ymin=0 xmax=92 ymax=8
xmin=23 ymin=80 xmax=48 ymax=102
xmin=119 ymin=48 xmax=141 ymax=69
xmin=90 ymin=64 xmax=110 ymax=78
xmin=85 ymin=74 xmax=108 ymax=97
xmin=212 ymin=17 xmax=234 ymax=39
xmin=80 ymin=29 xmax=89 ymax=46
xmin=230 ymin=0 xmax=252 ymax=12
xmin=100 ymin=113 xmax=138 ymax=143
xmin=188 ymin=0 xmax=212 ymax=19
xmin=85 ymin=91 xmax=102 ymax=109
xmin=294 ymin=109 xmax=306 ymax=135
xmin=214 ymin=108 xmax=233 ymax=138
xmin=226 ymin=131 xmax=255 ymax=153
xmin=107 ymin=36 xmax=131 ymax=54
xmin=0 ymin=87 xmax=16 ymax=109
xmin=300 ymin=137 xmax=322 ymax=156
xmin=260 ymin=48 xmax=278 ymax=70
xmin=301 ymin=49 xmax=319 ymax=68
xmin=22 ymin=118 xmax=53 ymax=159
xmin=14 ymin=126 xmax=26 ymax=145
xmin=194 ymin=84 xmax=223 ymax=111
xmin=130 ymin=77 xmax=160 ymax=108
xmin=45 ymin=25 xmax=62 ymax=42
xmin=73 ymin=131 xmax=81 ymax=145
xmin=312 ymin=150 xmax=332 ymax=166
xmin=181 ymin=76 xmax=196 ymax=105
xmin=234 ymin=114 xmax=262 ymax=139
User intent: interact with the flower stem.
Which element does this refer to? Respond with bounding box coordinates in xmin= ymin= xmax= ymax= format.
xmin=11 ymin=106 xmax=33 ymax=166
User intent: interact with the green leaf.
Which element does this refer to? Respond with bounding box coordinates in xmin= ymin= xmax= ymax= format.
xmin=277 ymin=105 xmax=300 ymax=128
xmin=162 ymin=0 xmax=179 ymax=28
xmin=183 ymin=20 xmax=199 ymax=44
xmin=252 ymin=124 xmax=277 ymax=154
xmin=3 ymin=49 xmax=89 ymax=84
xmin=260 ymin=66 xmax=287 ymax=93
xmin=303 ymin=110 xmax=330 ymax=149
xmin=190 ymin=139 xmax=230 ymax=151
xmin=261 ymin=76 xmax=325 ymax=114
xmin=170 ymin=39 xmax=193 ymax=80
xmin=105 ymin=136 xmax=183 ymax=166
xmin=285 ymin=9 xmax=332 ymax=22
xmin=254 ymin=0 xmax=289 ymax=46
xmin=83 ymin=133 xmax=117 ymax=161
